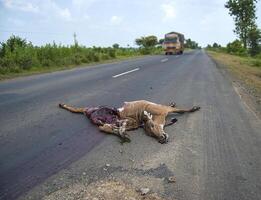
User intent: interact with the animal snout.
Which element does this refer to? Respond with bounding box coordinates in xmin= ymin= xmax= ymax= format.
xmin=158 ymin=133 xmax=169 ymax=144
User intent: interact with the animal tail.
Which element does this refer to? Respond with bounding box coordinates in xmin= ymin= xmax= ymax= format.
xmin=58 ymin=103 xmax=85 ymax=114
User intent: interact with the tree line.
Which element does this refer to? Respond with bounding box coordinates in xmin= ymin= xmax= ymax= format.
xmin=135 ymin=35 xmax=200 ymax=49
xmin=207 ymin=0 xmax=260 ymax=57
xmin=0 ymin=33 xmax=200 ymax=75
xmin=0 ymin=35 xmax=159 ymax=75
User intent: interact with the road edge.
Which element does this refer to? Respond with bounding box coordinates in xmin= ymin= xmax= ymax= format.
xmin=207 ymin=52 xmax=261 ymax=120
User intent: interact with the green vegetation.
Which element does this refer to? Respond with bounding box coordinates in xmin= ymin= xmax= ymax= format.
xmin=221 ymin=0 xmax=260 ymax=56
xmin=206 ymin=1 xmax=260 ymax=110
xmin=206 ymin=40 xmax=248 ymax=56
xmin=184 ymin=38 xmax=200 ymax=49
xmin=207 ymin=0 xmax=260 ymax=57
xmin=208 ymin=51 xmax=261 ymax=98
xmin=247 ymin=27 xmax=261 ymax=56
xmin=0 ymin=35 xmax=162 ymax=79
xmin=206 ymin=0 xmax=260 ymax=57
xmin=135 ymin=35 xmax=158 ymax=48
xmin=225 ymin=0 xmax=258 ymax=49
xmin=206 ymin=40 xmax=261 ymax=70
xmin=135 ymin=35 xmax=162 ymax=55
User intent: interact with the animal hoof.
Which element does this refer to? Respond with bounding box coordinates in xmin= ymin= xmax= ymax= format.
xmin=192 ymin=106 xmax=200 ymax=112
xmin=159 ymin=139 xmax=167 ymax=144
xmin=171 ymin=118 xmax=178 ymax=123
xmin=59 ymin=103 xmax=65 ymax=108
xmin=169 ymin=102 xmax=176 ymax=107
xmin=121 ymin=133 xmax=131 ymax=143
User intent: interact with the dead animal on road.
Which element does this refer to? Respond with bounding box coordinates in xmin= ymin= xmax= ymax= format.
xmin=59 ymin=100 xmax=200 ymax=144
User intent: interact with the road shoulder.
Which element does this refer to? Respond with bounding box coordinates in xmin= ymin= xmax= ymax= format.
xmin=207 ymin=51 xmax=261 ymax=119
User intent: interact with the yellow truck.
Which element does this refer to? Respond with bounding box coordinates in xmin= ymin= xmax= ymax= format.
xmin=163 ymin=32 xmax=184 ymax=55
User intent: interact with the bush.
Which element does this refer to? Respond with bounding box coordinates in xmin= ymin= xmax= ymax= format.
xmin=93 ymin=53 xmax=100 ymax=62
xmin=226 ymin=40 xmax=248 ymax=56
xmin=15 ymin=47 xmax=38 ymax=70
xmin=254 ymin=53 xmax=261 ymax=59
xmin=0 ymin=35 xmax=160 ymax=75
xmin=72 ymin=53 xmax=86 ymax=65
xmin=101 ymin=54 xmax=110 ymax=60
xmin=108 ymin=49 xmax=116 ymax=58
xmin=140 ymin=48 xmax=151 ymax=55
xmin=251 ymin=60 xmax=261 ymax=67
xmin=41 ymin=59 xmax=54 ymax=67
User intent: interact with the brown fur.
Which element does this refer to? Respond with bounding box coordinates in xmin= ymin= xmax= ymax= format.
xmin=59 ymin=100 xmax=200 ymax=143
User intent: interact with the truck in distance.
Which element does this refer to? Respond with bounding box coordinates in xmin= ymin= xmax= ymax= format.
xmin=163 ymin=32 xmax=184 ymax=55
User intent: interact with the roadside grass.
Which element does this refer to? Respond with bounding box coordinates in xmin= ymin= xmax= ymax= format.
xmin=0 ymin=35 xmax=165 ymax=81
xmin=0 ymin=54 xmax=148 ymax=81
xmin=207 ymin=50 xmax=261 ymax=101
xmin=0 ymin=47 xmax=191 ymax=81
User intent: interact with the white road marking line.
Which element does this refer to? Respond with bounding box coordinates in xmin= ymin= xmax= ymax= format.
xmin=112 ymin=68 xmax=140 ymax=78
xmin=161 ymin=58 xmax=168 ymax=62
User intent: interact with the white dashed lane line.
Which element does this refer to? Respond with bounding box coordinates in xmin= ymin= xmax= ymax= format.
xmin=161 ymin=58 xmax=168 ymax=62
xmin=112 ymin=68 xmax=140 ymax=78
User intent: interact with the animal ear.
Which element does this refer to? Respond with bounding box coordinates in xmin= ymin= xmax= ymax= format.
xmin=143 ymin=111 xmax=153 ymax=120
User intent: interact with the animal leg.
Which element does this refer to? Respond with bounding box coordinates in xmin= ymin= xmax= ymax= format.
xmin=168 ymin=106 xmax=201 ymax=114
xmin=124 ymin=117 xmax=140 ymax=131
xmin=98 ymin=120 xmax=130 ymax=141
xmin=59 ymin=103 xmax=85 ymax=114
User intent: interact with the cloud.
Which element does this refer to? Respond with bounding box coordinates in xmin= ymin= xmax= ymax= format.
xmin=72 ymin=0 xmax=85 ymax=6
xmin=199 ymin=6 xmax=234 ymax=30
xmin=2 ymin=0 xmax=73 ymax=21
xmin=110 ymin=16 xmax=123 ymax=25
xmin=58 ymin=8 xmax=72 ymax=21
xmin=83 ymin=14 xmax=90 ymax=20
xmin=72 ymin=0 xmax=98 ymax=9
xmin=39 ymin=0 xmax=73 ymax=21
xmin=8 ymin=18 xmax=25 ymax=26
xmin=2 ymin=0 xmax=39 ymax=13
xmin=161 ymin=3 xmax=176 ymax=22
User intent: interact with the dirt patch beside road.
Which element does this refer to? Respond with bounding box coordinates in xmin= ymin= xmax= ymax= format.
xmin=43 ymin=180 xmax=165 ymax=200
xmin=207 ymin=51 xmax=261 ymax=118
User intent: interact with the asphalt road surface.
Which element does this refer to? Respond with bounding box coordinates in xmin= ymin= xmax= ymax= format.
xmin=0 ymin=50 xmax=260 ymax=200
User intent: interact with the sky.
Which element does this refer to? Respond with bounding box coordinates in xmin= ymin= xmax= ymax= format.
xmin=0 ymin=0 xmax=261 ymax=47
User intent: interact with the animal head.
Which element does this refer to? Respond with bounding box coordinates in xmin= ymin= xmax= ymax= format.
xmin=143 ymin=111 xmax=169 ymax=144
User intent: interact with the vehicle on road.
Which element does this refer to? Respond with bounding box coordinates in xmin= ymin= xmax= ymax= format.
xmin=163 ymin=32 xmax=185 ymax=55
